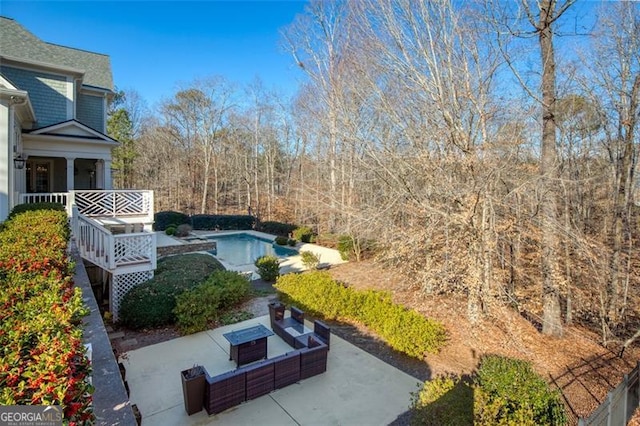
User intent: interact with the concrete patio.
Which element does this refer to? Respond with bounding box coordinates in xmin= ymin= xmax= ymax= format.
xmin=123 ymin=314 xmax=419 ymax=425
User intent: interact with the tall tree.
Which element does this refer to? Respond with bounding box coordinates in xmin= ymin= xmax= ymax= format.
xmin=107 ymin=90 xmax=137 ymax=188
xmin=161 ymin=77 xmax=234 ymax=214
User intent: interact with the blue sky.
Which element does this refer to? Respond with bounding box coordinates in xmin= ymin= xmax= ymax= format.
xmin=1 ymin=1 xmax=309 ymax=107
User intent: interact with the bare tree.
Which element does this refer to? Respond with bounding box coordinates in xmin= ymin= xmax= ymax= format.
xmin=161 ymin=77 xmax=234 ymax=214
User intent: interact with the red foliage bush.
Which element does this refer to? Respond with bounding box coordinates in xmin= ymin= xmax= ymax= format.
xmin=0 ymin=210 xmax=93 ymax=423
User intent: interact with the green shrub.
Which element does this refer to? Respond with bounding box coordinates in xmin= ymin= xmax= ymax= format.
xmin=119 ymin=254 xmax=224 ymax=329
xmin=300 ymin=250 xmax=321 ymax=269
xmin=154 ymin=211 xmax=190 ymax=231
xmin=191 ymin=214 xmax=256 ymax=230
xmin=8 ymin=202 xmax=66 ymax=220
xmin=287 ymin=238 xmax=297 ymax=246
xmin=165 ymin=226 xmax=176 ymax=236
xmin=274 ymin=236 xmax=288 ymax=245
xmin=275 ymin=272 xmax=447 ymax=357
xmin=0 ymin=210 xmax=93 ymax=423
xmin=256 ymin=221 xmax=297 ymax=237
xmin=175 ymin=223 xmax=192 ymax=237
xmin=293 ymin=226 xmax=315 ymax=243
xmin=174 ymin=271 xmax=251 ymax=334
xmin=474 ymin=355 xmax=566 ymax=426
xmin=411 ymin=375 xmax=473 ymax=425
xmin=338 ymin=235 xmax=355 ymax=261
xmin=255 ymin=255 xmax=280 ymax=281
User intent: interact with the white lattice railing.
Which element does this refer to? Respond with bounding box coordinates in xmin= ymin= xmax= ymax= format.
xmin=19 ymin=190 xmax=154 ymax=222
xmin=73 ymin=190 xmax=154 ymax=221
xmin=72 ymin=206 xmax=156 ymax=272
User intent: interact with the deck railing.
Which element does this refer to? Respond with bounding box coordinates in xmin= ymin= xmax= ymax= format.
xmin=19 ymin=190 xmax=154 ymax=223
xmin=71 ymin=206 xmax=156 ymax=272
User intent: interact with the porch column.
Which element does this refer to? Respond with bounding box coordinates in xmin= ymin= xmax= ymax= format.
xmin=66 ymin=157 xmax=75 ymax=191
xmin=103 ymin=159 xmax=112 ymax=190
xmin=95 ymin=160 xmax=104 ymax=189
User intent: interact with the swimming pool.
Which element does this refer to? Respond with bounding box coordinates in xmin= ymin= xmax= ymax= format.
xmin=206 ymin=233 xmax=298 ymax=269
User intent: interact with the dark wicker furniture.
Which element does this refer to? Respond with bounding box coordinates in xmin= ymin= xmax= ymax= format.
xmin=186 ymin=306 xmax=332 ymax=417
xmin=222 ymin=324 xmax=274 ymax=367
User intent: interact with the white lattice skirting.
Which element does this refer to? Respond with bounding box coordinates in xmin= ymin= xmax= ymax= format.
xmin=111 ymin=270 xmax=154 ymax=321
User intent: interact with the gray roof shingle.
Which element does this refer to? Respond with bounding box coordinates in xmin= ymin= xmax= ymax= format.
xmin=0 ymin=16 xmax=113 ymax=90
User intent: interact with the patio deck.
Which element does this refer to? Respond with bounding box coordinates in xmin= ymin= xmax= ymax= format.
xmin=123 ymin=314 xmax=419 ymax=425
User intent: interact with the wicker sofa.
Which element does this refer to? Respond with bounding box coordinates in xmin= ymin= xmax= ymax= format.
xmin=203 ymin=337 xmax=328 ymax=415
xmin=269 ymin=303 xmax=331 ymax=350
xmin=198 ymin=305 xmax=331 ymax=416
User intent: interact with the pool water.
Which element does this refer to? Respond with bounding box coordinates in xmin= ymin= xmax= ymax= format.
xmin=207 ymin=233 xmax=297 ymax=269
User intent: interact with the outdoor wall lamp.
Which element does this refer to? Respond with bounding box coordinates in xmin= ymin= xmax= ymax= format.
xmin=13 ymin=155 xmax=26 ymax=170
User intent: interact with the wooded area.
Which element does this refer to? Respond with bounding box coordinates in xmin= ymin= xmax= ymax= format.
xmin=107 ymin=0 xmax=639 ymax=347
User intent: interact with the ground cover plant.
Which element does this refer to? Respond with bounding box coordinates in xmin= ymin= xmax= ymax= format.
xmin=0 ymin=210 xmax=93 ymax=423
xmin=118 ymin=253 xmax=224 ymax=328
xmin=274 ymin=271 xmax=447 ymax=357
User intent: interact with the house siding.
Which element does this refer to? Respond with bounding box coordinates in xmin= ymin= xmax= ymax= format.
xmin=0 ymin=66 xmax=68 ymax=127
xmin=76 ymin=93 xmax=104 ymax=133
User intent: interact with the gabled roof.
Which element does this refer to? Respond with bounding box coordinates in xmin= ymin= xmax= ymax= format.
xmin=28 ymin=119 xmax=118 ymax=145
xmin=0 ymin=16 xmax=113 ymax=91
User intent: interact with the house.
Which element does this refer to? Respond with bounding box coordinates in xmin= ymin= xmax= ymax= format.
xmin=0 ymin=16 xmax=117 ymax=220
xmin=0 ymin=17 xmax=155 ymax=319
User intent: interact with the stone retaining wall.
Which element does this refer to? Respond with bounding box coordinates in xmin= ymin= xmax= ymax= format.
xmin=157 ymin=241 xmax=216 ymax=257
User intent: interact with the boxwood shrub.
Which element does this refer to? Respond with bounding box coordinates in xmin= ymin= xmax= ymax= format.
xmin=191 ymin=214 xmax=256 ymax=230
xmin=274 ymin=271 xmax=447 ymax=357
xmin=474 ymin=355 xmax=566 ymax=425
xmin=274 ymin=236 xmax=288 ymax=245
xmin=174 ymin=271 xmax=251 ymax=334
xmin=0 ymin=210 xmax=93 ymax=423
xmin=255 ymin=255 xmax=280 ymax=282
xmin=292 ymin=225 xmax=315 ymax=243
xmin=118 ymin=253 xmax=224 ymax=329
xmin=154 ymin=210 xmax=190 ymax=231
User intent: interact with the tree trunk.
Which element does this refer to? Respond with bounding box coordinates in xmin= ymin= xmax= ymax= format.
xmin=539 ymin=0 xmax=563 ymax=336
xmin=609 ymin=74 xmax=640 ymax=322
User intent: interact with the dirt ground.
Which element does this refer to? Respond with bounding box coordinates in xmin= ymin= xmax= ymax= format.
xmin=327 ymin=261 xmax=640 ymax=423
xmin=112 ymin=262 xmax=639 ymax=424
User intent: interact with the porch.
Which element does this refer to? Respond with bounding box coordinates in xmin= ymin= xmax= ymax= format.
xmin=19 ymin=189 xmax=156 ymax=320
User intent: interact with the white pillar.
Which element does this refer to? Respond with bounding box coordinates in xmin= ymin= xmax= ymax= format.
xmin=95 ymin=160 xmax=104 ymax=189
xmin=66 ymin=157 xmax=75 ymax=191
xmin=0 ymin=102 xmax=10 ymax=221
xmin=103 ymin=159 xmax=112 ymax=190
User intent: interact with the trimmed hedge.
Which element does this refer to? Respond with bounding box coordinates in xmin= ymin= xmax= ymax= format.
xmin=118 ymin=254 xmax=224 ymax=329
xmin=191 ymin=214 xmax=256 ymax=230
xmin=0 ymin=210 xmax=93 ymax=423
xmin=8 ymin=201 xmax=66 ymax=220
xmin=257 ymin=221 xmax=297 ymax=237
xmin=274 ymin=271 xmax=447 ymax=357
xmin=154 ymin=210 xmax=190 ymax=231
xmin=474 ymin=355 xmax=566 ymax=425
xmin=174 ymin=271 xmax=251 ymax=334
